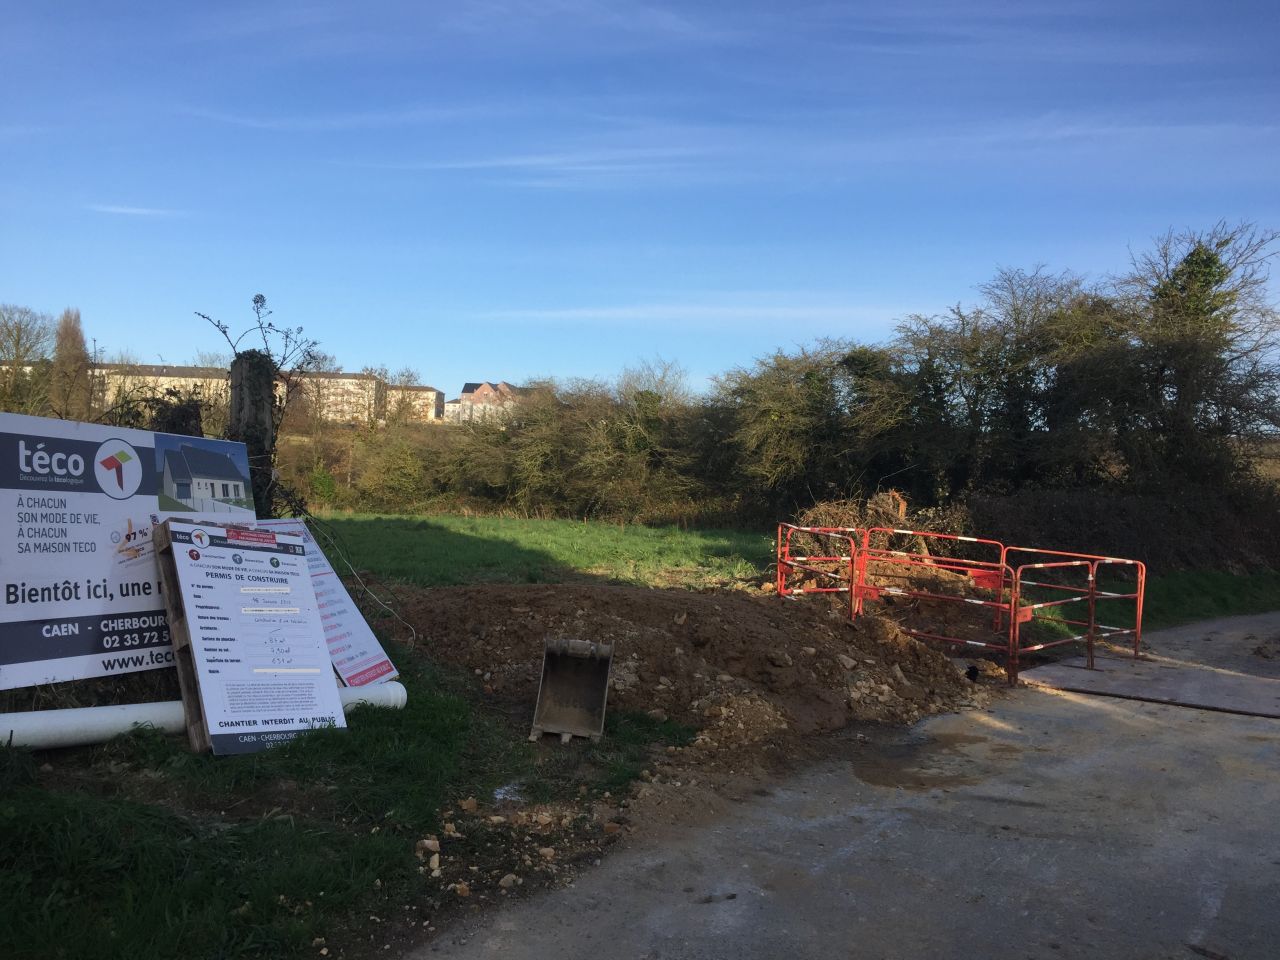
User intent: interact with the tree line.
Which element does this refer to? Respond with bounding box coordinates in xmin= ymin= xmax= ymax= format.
xmin=0 ymin=305 xmax=222 ymax=435
xmin=277 ymin=223 xmax=1280 ymax=534
xmin=0 ymin=307 xmax=97 ymax=420
xmin=6 ymin=223 xmax=1279 ymax=551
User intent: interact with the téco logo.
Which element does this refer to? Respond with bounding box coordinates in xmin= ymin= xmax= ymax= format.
xmin=17 ymin=440 xmax=86 ymax=479
xmin=93 ymin=439 xmax=144 ymax=499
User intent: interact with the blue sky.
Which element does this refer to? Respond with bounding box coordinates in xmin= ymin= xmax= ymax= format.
xmin=2 ymin=1 xmax=1277 ymax=396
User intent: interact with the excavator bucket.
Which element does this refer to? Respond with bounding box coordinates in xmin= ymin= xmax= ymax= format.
xmin=529 ymin=638 xmax=614 ymax=743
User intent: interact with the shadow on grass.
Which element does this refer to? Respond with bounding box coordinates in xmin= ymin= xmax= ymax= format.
xmin=0 ymin=515 xmax=589 ymax=714
xmin=0 ymin=645 xmax=530 ymax=960
xmin=317 ymin=515 xmax=584 ymax=586
xmin=0 ymin=516 xmax=711 ymax=960
xmin=314 ymin=514 xmax=772 ymax=588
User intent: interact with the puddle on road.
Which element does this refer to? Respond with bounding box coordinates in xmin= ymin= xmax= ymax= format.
xmin=845 ymin=731 xmax=1009 ymax=791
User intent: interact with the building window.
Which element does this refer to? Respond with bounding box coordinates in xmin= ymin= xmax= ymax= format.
xmin=222 ymin=482 xmax=230 ymax=498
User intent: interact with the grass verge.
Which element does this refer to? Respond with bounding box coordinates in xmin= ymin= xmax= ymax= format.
xmin=6 ymin=513 xmax=1277 ymax=959
xmin=0 ymin=639 xmax=687 ymax=960
xmin=313 ymin=513 xmax=771 ymax=587
xmin=0 ymin=649 xmax=509 ymax=960
xmin=1140 ymin=569 xmax=1280 ymax=630
xmin=315 ymin=513 xmax=1279 ymax=626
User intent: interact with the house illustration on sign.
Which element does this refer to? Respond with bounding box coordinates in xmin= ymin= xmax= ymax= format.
xmin=160 ymin=443 xmax=252 ymax=514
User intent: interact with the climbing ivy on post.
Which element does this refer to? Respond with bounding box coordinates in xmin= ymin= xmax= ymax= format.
xmin=228 ymin=348 xmax=278 ymax=517
xmin=198 ymin=295 xmax=320 ymax=518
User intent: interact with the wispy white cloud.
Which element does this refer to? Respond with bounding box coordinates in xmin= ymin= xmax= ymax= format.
xmin=819 ymin=116 xmax=1280 ymax=166
xmin=0 ymin=123 xmax=52 ymax=139
xmin=179 ymin=92 xmax=667 ymax=134
xmin=440 ymin=0 xmax=734 ymax=43
xmin=349 ymin=144 xmax=710 ymax=187
xmin=183 ymin=104 xmax=478 ymax=132
xmin=805 ymin=3 xmax=1211 ymax=66
xmin=87 ymin=204 xmax=185 ymax=218
xmin=401 ymin=147 xmax=703 ymax=172
xmin=328 ymin=109 xmax=1278 ymax=191
xmin=180 ymin=2 xmax=345 ymax=43
xmin=482 ymin=298 xmax=905 ymax=330
xmin=177 ymin=0 xmax=738 ymax=63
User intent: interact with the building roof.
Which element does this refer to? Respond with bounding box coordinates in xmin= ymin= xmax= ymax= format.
xmin=458 ymin=381 xmax=527 ymax=403
xmin=96 ymin=362 xmax=440 ymax=397
xmin=97 ymin=363 xmax=227 ymax=379
xmin=170 ymin=444 xmax=247 ymax=482
xmin=163 ymin=450 xmax=191 ymax=483
xmin=299 ymin=370 xmax=379 ymax=381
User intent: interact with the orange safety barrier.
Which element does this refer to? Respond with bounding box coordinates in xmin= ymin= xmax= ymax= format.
xmin=776 ymin=524 xmax=862 ymax=620
xmin=855 ymin=527 xmax=1018 ymax=664
xmin=1004 ymin=546 xmax=1147 ymax=682
xmin=774 ymin=523 xmax=1147 ymax=684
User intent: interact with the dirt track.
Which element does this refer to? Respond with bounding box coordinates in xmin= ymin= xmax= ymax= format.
xmin=409 ymin=612 xmax=1280 ymax=960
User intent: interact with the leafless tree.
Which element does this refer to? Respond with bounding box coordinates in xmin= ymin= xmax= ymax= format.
xmin=0 ymin=304 xmax=54 ymax=413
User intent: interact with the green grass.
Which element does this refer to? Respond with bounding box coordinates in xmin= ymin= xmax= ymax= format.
xmin=0 ymin=637 xmax=692 ymax=960
xmin=314 ymin=513 xmax=1280 ymax=628
xmin=0 ymin=651 xmax=519 ymax=960
xmin=1 ymin=772 xmax=403 ymax=959
xmin=313 ymin=513 xmax=772 ymax=587
xmin=7 ymin=511 xmax=1278 ymax=959
xmin=1141 ymin=569 xmax=1280 ymax=630
xmin=157 ymin=492 xmax=189 ymax=511
xmin=520 ymin=710 xmax=695 ymax=806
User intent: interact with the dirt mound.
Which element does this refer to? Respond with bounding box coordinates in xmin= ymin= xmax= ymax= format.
xmin=857 ymin=557 xmax=1014 ymax=648
xmin=395 ymin=584 xmax=979 ymax=747
xmin=781 ymin=546 xmax=1011 ymax=651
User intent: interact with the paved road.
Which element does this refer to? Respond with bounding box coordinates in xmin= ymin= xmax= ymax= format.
xmin=413 ymin=615 xmax=1280 ymax=960
xmin=1021 ymin=610 xmax=1280 ymax=717
xmin=1146 ymin=611 xmax=1280 ymax=679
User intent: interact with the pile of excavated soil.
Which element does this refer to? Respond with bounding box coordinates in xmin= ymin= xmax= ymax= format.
xmin=779 ymin=536 xmax=1017 ymax=651
xmin=395 ymin=584 xmax=983 ymax=754
xmin=322 ymin=582 xmax=996 ymax=955
xmin=858 ymin=558 xmax=1015 ymax=649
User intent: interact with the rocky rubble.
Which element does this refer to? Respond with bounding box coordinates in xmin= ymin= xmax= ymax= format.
xmin=332 ymin=582 xmax=1003 ymax=957
xmin=397 ymin=583 xmax=990 ymax=759
xmin=325 ymin=796 xmax=631 ymax=958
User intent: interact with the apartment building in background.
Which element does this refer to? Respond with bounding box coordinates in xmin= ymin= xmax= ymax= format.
xmin=442 ymin=381 xmax=530 ymax=423
xmin=94 ymin=363 xmax=444 ymax=424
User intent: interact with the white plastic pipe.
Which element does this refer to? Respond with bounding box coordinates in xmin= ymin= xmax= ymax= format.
xmin=1 ymin=681 xmax=408 ymax=751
